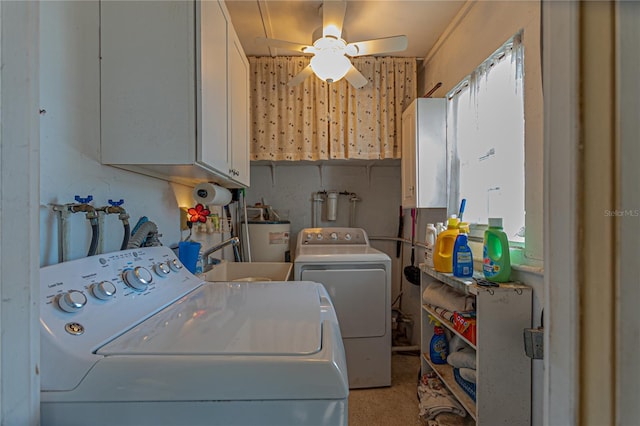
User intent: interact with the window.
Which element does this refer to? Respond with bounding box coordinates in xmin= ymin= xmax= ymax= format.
xmin=447 ymin=33 xmax=525 ymax=243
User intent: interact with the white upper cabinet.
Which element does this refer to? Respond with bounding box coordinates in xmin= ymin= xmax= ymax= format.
xmin=401 ymin=98 xmax=447 ymax=208
xmin=100 ymin=0 xmax=249 ymax=188
xmin=227 ymin=29 xmax=250 ymax=186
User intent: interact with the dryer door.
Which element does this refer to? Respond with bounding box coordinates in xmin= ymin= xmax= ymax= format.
xmin=301 ymin=268 xmax=386 ymax=338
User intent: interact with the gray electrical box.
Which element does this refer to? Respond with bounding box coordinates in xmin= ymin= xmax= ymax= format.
xmin=523 ymin=327 xmax=544 ymax=359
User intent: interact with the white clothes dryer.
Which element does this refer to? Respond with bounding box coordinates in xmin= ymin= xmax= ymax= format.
xmin=40 ymin=246 xmax=348 ymax=426
xmin=294 ymin=227 xmax=391 ymax=389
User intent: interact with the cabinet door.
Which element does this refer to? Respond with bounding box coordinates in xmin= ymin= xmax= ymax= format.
xmin=401 ymin=98 xmax=447 ymax=209
xmin=198 ymin=0 xmax=229 ymax=173
xmin=401 ymin=102 xmax=417 ymax=208
xmin=228 ymin=30 xmax=250 ymax=187
xmin=101 ymin=1 xmax=195 ymax=165
xmin=415 ymin=99 xmax=447 ymax=208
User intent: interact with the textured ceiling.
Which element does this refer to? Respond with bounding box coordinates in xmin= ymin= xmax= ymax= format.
xmin=224 ymin=0 xmax=467 ymax=59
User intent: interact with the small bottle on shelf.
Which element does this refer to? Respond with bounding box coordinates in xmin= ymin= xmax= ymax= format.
xmin=429 ymin=315 xmax=449 ymax=364
xmin=424 ymin=223 xmax=437 ymax=268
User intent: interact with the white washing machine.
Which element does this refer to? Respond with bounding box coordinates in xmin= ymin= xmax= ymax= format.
xmin=294 ymin=227 xmax=391 ymax=389
xmin=40 ymin=246 xmax=348 ymax=426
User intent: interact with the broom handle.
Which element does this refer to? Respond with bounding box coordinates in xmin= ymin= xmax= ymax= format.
xmin=411 ymin=208 xmax=416 ymax=265
xmin=411 ymin=208 xmax=416 ymax=245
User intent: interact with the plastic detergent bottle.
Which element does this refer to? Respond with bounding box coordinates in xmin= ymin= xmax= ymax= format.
xmin=453 ymin=222 xmax=474 ymax=278
xmin=429 ymin=315 xmax=449 ymax=364
xmin=436 ymin=222 xmax=446 ymax=235
xmin=433 ymin=216 xmax=459 ymax=273
xmin=483 ymin=217 xmax=511 ymax=282
xmin=424 ymin=223 xmax=437 ymax=268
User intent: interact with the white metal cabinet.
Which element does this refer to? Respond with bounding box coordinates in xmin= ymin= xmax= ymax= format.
xmin=198 ymin=0 xmax=229 ymax=178
xmin=420 ymin=265 xmax=532 ymax=425
xmin=100 ymin=0 xmax=249 ymax=188
xmin=228 ymin=30 xmax=250 ymax=186
xmin=401 ymin=98 xmax=447 ymax=208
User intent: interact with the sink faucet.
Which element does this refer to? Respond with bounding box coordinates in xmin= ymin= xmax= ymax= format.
xmin=202 ymin=236 xmax=241 ymax=272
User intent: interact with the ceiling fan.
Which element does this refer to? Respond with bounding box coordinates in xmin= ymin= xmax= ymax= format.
xmin=257 ymin=0 xmax=408 ymax=89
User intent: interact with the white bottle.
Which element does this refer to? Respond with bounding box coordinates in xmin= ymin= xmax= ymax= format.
xmin=435 ymin=222 xmax=446 ymax=235
xmin=195 ymin=251 xmax=203 ymax=275
xmin=425 ymin=223 xmax=437 ymax=268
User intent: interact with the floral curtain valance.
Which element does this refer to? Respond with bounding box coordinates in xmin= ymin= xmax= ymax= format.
xmin=249 ymin=56 xmax=417 ymax=161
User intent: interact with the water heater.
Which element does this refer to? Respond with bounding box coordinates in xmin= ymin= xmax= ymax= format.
xmin=242 ymin=220 xmax=291 ymax=262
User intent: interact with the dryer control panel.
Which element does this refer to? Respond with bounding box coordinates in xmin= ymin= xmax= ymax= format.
xmin=298 ymin=227 xmax=369 ymax=245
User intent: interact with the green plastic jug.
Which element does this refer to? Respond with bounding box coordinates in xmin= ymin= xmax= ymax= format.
xmin=482 ymin=218 xmax=511 ymax=282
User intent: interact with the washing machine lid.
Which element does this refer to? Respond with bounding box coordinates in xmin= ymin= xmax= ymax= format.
xmin=97 ymin=282 xmax=322 ymax=356
xmin=295 ymin=245 xmax=391 ymax=263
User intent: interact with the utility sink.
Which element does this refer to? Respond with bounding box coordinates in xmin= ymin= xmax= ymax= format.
xmin=204 ymin=260 xmax=293 ymax=282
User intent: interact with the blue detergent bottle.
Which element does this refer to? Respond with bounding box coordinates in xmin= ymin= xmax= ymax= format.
xmin=429 ymin=315 xmax=449 ymax=364
xmin=453 ymin=222 xmax=474 ymax=278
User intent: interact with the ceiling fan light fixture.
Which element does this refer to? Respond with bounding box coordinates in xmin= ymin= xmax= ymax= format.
xmin=310 ymin=51 xmax=351 ymax=83
xmin=260 ymin=0 xmax=407 ymax=88
xmin=323 ymin=24 xmax=341 ymax=39
xmin=312 ymin=36 xmax=346 ymax=51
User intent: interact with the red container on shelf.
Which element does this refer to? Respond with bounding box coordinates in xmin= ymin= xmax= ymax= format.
xmin=453 ymin=311 xmax=477 ymax=345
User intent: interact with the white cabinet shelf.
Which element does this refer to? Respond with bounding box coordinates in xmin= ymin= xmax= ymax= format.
xmin=420 ymin=264 xmax=532 ymax=425
xmin=100 ymin=0 xmax=249 ymax=188
xmin=401 ymin=98 xmax=447 ymax=208
xmin=423 ymin=352 xmax=477 ymax=421
xmin=423 ymin=303 xmax=476 ymax=350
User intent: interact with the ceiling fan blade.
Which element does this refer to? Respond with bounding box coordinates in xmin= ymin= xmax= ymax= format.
xmin=322 ymin=1 xmax=346 ymax=38
xmin=344 ymin=65 xmax=368 ymax=89
xmin=256 ymin=37 xmax=312 ymax=55
xmin=346 ymin=35 xmax=408 ymax=57
xmin=287 ymin=65 xmax=315 ymax=87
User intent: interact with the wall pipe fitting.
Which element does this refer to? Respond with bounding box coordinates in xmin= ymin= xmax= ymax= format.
xmin=311 ymin=190 xmax=359 ymax=227
xmin=348 ymin=194 xmax=360 ymax=227
xmin=96 ymin=200 xmax=130 ymax=251
xmin=51 ymin=204 xmax=71 ymax=263
xmin=67 ymin=202 xmax=100 ymax=257
xmin=51 ymin=195 xmax=100 ymax=261
xmin=326 ymin=191 xmax=338 ymax=221
xmin=311 ymin=192 xmax=325 ymax=228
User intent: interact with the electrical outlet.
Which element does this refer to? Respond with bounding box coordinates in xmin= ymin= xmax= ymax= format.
xmin=180 ymin=208 xmax=189 ymax=231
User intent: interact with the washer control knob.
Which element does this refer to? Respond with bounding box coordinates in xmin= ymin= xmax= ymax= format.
xmin=316 ymin=233 xmax=323 ymax=240
xmin=344 ymin=233 xmax=352 ymax=241
xmin=306 ymin=233 xmax=313 ymax=241
xmin=167 ymin=259 xmax=183 ymax=272
xmin=123 ymin=267 xmax=153 ymax=292
xmin=330 ymin=232 xmax=338 ymax=240
xmin=57 ymin=290 xmax=87 ymax=313
xmin=154 ymin=262 xmax=171 ymax=277
xmin=91 ymin=281 xmax=117 ymax=300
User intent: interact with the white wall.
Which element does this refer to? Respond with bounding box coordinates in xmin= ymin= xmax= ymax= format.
xmin=35 ymin=1 xmax=547 ymax=421
xmin=420 ymin=0 xmax=543 ymax=263
xmin=39 ymin=1 xmax=189 ymax=266
xmin=1 ymin=1 xmax=41 ymax=423
xmin=419 ymin=1 xmax=544 ymax=425
xmin=247 ymin=162 xmax=448 ymax=345
xmin=617 ymin=2 xmax=640 ymax=423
